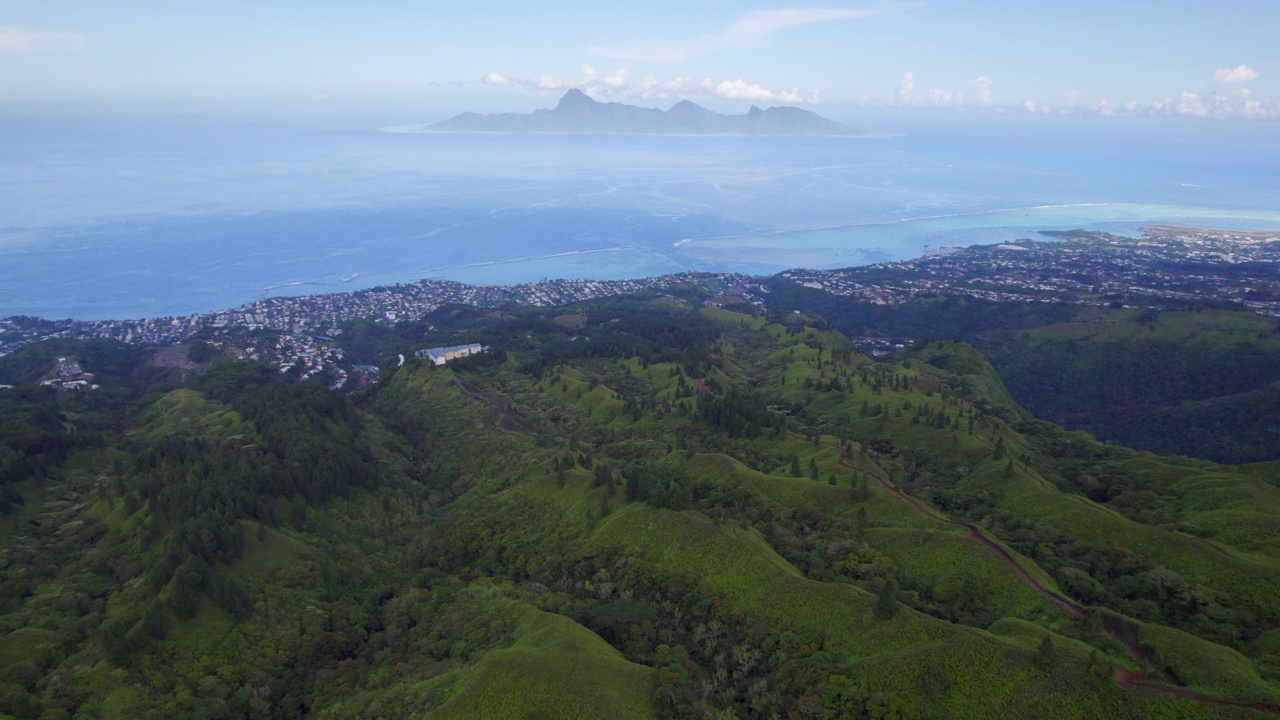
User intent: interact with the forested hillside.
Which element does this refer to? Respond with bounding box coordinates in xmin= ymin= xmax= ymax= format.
xmin=766 ymin=281 xmax=1280 ymax=464
xmin=1 ymin=298 xmax=1279 ymax=718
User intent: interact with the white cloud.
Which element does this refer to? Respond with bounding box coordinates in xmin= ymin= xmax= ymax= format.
xmin=1083 ymin=87 xmax=1280 ymax=120
xmin=481 ymin=72 xmax=513 ymax=87
xmin=1213 ymin=64 xmax=1258 ymax=84
xmin=528 ymin=75 xmax=573 ymax=90
xmin=588 ymin=5 xmax=909 ymax=62
xmin=582 ymin=65 xmax=629 ymax=89
xmin=891 ymin=72 xmax=979 ymax=107
xmin=896 ymin=71 xmax=915 ymax=103
xmin=714 ymin=78 xmax=821 ymax=104
xmin=928 ymin=88 xmax=956 ymax=105
xmin=971 ymin=76 xmax=993 ymax=104
xmin=501 ymin=67 xmax=822 ymax=105
xmin=1063 ymin=90 xmax=1081 ymax=105
xmin=718 ymin=7 xmax=901 ymax=48
xmin=0 ymin=25 xmax=85 ymax=54
xmin=1175 ymin=91 xmax=1210 ymax=117
xmin=635 ymin=75 xmax=716 ymax=101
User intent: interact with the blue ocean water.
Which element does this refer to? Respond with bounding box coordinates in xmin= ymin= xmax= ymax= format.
xmin=2 ymin=112 xmax=1278 ymax=320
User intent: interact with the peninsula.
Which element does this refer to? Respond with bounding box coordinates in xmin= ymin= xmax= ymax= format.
xmin=418 ymin=88 xmax=869 ymax=136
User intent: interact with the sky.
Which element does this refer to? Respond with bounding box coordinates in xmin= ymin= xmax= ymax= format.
xmin=2 ymin=1 xmax=1278 ymax=120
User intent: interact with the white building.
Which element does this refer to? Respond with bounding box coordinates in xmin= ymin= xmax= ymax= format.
xmin=415 ymin=343 xmax=489 ymax=366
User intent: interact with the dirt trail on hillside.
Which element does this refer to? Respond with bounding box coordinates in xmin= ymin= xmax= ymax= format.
xmin=837 ymin=451 xmax=1081 ymax=615
xmin=1115 ymin=668 xmax=1280 ymax=714
xmin=449 ymin=376 xmax=532 ymax=434
xmin=836 ymin=450 xmax=1280 ymax=715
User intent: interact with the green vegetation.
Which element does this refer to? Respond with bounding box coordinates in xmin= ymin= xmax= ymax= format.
xmin=765 ymin=284 xmax=1280 ymax=464
xmin=0 ymin=297 xmax=1277 ymax=718
xmin=977 ymin=309 xmax=1280 ymax=463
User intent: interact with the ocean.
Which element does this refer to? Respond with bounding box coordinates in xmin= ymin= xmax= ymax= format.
xmin=2 ymin=111 xmax=1279 ymax=320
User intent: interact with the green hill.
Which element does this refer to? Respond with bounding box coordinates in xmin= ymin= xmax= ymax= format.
xmin=0 ymin=299 xmax=1278 ymax=718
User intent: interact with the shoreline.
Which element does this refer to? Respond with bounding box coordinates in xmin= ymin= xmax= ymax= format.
xmin=4 ymin=204 xmax=1280 ymax=321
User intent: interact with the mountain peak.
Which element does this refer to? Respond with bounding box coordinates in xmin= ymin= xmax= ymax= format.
xmin=556 ymin=89 xmax=595 ymax=109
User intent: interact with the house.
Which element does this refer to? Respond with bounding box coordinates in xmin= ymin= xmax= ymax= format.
xmin=415 ymin=343 xmax=490 ymax=366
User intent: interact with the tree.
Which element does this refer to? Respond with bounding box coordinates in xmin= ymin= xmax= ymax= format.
xmin=923 ymin=657 xmax=950 ymax=698
xmin=874 ymin=578 xmax=898 ymax=620
xmin=593 ymin=463 xmax=612 ymax=488
xmin=956 ymin=574 xmax=986 ymax=613
xmin=808 ymin=458 xmax=819 ymax=480
xmin=851 ymin=473 xmax=870 ymax=501
xmin=790 ymin=453 xmax=801 ymax=477
xmin=1035 ymin=634 xmax=1056 ymax=670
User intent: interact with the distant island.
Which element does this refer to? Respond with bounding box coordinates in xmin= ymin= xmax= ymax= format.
xmin=411 ymin=89 xmax=873 ymax=136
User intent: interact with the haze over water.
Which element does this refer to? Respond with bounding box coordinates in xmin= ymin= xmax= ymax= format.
xmin=2 ymin=112 xmax=1279 ymax=320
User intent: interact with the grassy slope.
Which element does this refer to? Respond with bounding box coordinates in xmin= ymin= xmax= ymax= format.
xmin=431 ymin=604 xmax=656 ymax=720
xmin=6 ymin=305 xmax=1280 ymax=719
xmin=587 ymin=500 xmax=1238 ymax=718
xmin=150 ymin=312 xmax=1280 ymax=715
xmin=821 ymin=341 xmax=1280 ymax=626
xmin=737 ymin=317 xmax=1280 ymax=706
xmin=688 ymin=452 xmax=1064 ymax=621
xmin=1111 ymin=456 xmax=1280 ymax=557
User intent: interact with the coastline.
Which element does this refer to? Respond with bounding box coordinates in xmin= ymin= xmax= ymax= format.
xmin=5 ymin=205 xmax=1280 ymax=322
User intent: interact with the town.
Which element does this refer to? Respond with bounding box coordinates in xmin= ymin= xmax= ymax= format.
xmin=2 ymin=227 xmax=1278 ymax=386
xmin=782 ymin=226 xmax=1280 ymax=314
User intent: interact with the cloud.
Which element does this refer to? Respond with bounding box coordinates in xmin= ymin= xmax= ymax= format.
xmin=528 ymin=75 xmax=574 ymax=90
xmin=896 ymin=71 xmax=915 ymax=103
xmin=928 ymin=88 xmax=956 ymax=105
xmin=891 ymin=72 xmax=988 ymax=107
xmin=582 ymin=65 xmax=629 ymax=89
xmin=492 ymin=67 xmax=824 ymax=105
xmin=972 ymin=76 xmax=993 ymax=104
xmin=636 ymin=75 xmax=717 ymax=101
xmin=513 ymin=66 xmax=630 ymax=95
xmin=1176 ymin=92 xmax=1209 ymax=117
xmin=0 ymin=25 xmax=86 ymax=54
xmin=717 ymin=7 xmax=901 ymax=48
xmin=588 ymin=5 xmax=909 ymax=62
xmin=1082 ymin=88 xmax=1280 ymax=120
xmin=481 ymin=72 xmax=513 ymax=87
xmin=1213 ymin=64 xmax=1258 ymax=84
xmin=714 ymin=79 xmax=822 ymax=104
xmin=875 ymin=69 xmax=1280 ymax=120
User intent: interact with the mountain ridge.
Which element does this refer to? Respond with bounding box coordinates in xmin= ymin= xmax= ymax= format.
xmin=3 ymin=297 xmax=1280 ymax=718
xmin=422 ymin=89 xmax=871 ymax=136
